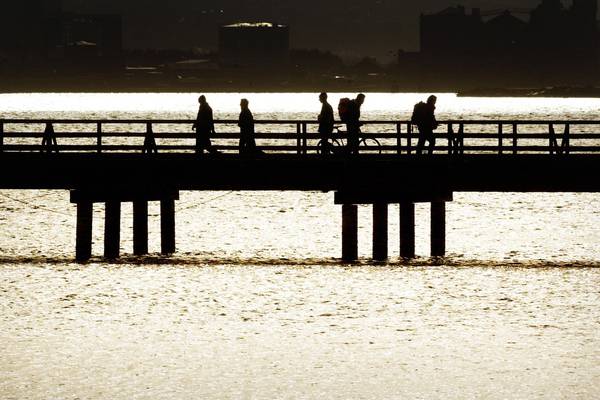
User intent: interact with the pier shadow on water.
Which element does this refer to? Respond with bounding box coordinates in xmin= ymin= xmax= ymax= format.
xmin=1 ymin=254 xmax=599 ymax=270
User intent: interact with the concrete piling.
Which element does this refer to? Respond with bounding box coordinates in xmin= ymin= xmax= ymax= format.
xmin=372 ymin=203 xmax=388 ymax=261
xmin=75 ymin=202 xmax=93 ymax=262
xmin=342 ymin=204 xmax=358 ymax=262
xmin=104 ymin=201 xmax=121 ymax=259
xmin=431 ymin=202 xmax=446 ymax=257
xmin=400 ymin=202 xmax=416 ymax=258
xmin=160 ymin=198 xmax=176 ymax=254
xmin=133 ymin=200 xmax=149 ymax=255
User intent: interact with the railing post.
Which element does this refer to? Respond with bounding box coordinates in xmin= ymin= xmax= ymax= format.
xmin=42 ymin=122 xmax=59 ymax=153
xmin=563 ymin=124 xmax=570 ymax=155
xmin=143 ymin=122 xmax=157 ymax=154
xmin=407 ymin=123 xmax=412 ymax=154
xmin=549 ymin=124 xmax=557 ymax=154
xmin=302 ymin=122 xmax=308 ymax=155
xmin=498 ymin=124 xmax=503 ymax=155
xmin=396 ymin=123 xmax=402 ymax=155
xmin=447 ymin=123 xmax=454 ymax=155
xmin=458 ymin=123 xmax=464 ymax=155
xmin=512 ymin=123 xmax=518 ymax=155
xmin=296 ymin=123 xmax=302 ymax=155
xmin=0 ymin=120 xmax=4 ymax=153
xmin=97 ymin=122 xmax=102 ymax=153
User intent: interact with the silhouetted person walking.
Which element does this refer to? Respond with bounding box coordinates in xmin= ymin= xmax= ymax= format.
xmin=192 ymin=95 xmax=219 ymax=155
xmin=413 ymin=95 xmax=438 ymax=154
xmin=346 ymin=93 xmax=365 ymax=155
xmin=317 ymin=92 xmax=334 ymax=154
xmin=238 ymin=98 xmax=257 ymax=155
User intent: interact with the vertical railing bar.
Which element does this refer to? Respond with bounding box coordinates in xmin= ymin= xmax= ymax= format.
xmin=97 ymin=122 xmax=102 ymax=153
xmin=498 ymin=124 xmax=503 ymax=155
xmin=563 ymin=123 xmax=570 ymax=155
xmin=549 ymin=124 xmax=556 ymax=154
xmin=396 ymin=122 xmax=402 ymax=155
xmin=0 ymin=120 xmax=4 ymax=153
xmin=447 ymin=123 xmax=453 ymax=155
xmin=459 ymin=123 xmax=464 ymax=155
xmin=296 ymin=123 xmax=301 ymax=155
xmin=302 ymin=122 xmax=307 ymax=155
xmin=407 ymin=123 xmax=412 ymax=155
xmin=512 ymin=123 xmax=518 ymax=155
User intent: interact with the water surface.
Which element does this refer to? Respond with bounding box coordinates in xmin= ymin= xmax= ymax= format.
xmin=1 ymin=93 xmax=599 ymax=399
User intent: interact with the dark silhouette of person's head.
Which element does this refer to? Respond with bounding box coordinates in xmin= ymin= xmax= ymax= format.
xmin=240 ymin=98 xmax=249 ymax=109
xmin=356 ymin=93 xmax=365 ymax=106
xmin=319 ymin=92 xmax=328 ymax=103
xmin=198 ymin=95 xmax=206 ymax=105
xmin=427 ymin=95 xmax=437 ymax=106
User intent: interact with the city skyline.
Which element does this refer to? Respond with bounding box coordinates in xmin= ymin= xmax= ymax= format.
xmin=61 ymin=0 xmax=554 ymax=60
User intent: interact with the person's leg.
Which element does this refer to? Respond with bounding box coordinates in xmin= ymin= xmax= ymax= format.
xmin=416 ymin=136 xmax=425 ymax=154
xmin=428 ymin=135 xmax=436 ymax=154
xmin=320 ymin=134 xmax=329 ymax=155
xmin=195 ymin=135 xmax=201 ymax=154
xmin=239 ymin=134 xmax=245 ymax=154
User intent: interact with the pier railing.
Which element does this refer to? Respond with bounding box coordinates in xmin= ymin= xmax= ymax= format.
xmin=1 ymin=119 xmax=599 ymax=155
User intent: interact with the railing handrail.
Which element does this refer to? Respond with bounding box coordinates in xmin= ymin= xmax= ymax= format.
xmin=1 ymin=118 xmax=598 ymax=156
xmin=3 ymin=119 xmax=600 ymax=125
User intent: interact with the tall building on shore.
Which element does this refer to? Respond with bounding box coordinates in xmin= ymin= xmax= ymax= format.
xmin=219 ymin=22 xmax=290 ymax=67
xmin=412 ymin=0 xmax=599 ymax=85
xmin=0 ymin=0 xmax=123 ymax=71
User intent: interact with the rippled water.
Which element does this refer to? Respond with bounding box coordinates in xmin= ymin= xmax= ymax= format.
xmin=1 ymin=93 xmax=599 ymax=399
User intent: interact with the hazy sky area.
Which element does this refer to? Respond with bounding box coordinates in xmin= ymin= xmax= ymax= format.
xmin=63 ymin=0 xmax=571 ymax=60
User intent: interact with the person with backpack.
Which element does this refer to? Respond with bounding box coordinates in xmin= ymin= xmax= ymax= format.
xmin=339 ymin=93 xmax=365 ymax=155
xmin=317 ymin=92 xmax=334 ymax=155
xmin=412 ymin=95 xmax=439 ymax=154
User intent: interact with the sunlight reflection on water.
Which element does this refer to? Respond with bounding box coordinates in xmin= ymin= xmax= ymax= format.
xmin=0 ymin=93 xmax=599 ymax=399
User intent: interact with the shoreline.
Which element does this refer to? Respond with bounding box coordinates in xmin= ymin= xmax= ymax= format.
xmin=2 ymin=78 xmax=600 ymax=98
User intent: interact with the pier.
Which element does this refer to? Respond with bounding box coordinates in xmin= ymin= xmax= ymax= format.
xmin=0 ymin=118 xmax=599 ymax=262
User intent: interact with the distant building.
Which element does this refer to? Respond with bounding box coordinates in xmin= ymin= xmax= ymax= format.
xmin=62 ymin=13 xmax=123 ymax=68
xmin=0 ymin=0 xmax=122 ymax=71
xmin=218 ymin=22 xmax=289 ymax=67
xmin=420 ymin=6 xmax=483 ymax=58
xmin=410 ymin=0 xmax=599 ymax=84
xmin=0 ymin=0 xmax=63 ymax=64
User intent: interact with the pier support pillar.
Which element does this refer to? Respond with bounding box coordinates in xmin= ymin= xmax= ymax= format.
xmin=133 ymin=200 xmax=148 ymax=255
xmin=400 ymin=202 xmax=416 ymax=258
xmin=431 ymin=202 xmax=446 ymax=257
xmin=75 ymin=202 xmax=93 ymax=262
xmin=160 ymin=198 xmax=176 ymax=254
xmin=342 ymin=204 xmax=358 ymax=262
xmin=372 ymin=203 xmax=388 ymax=261
xmin=104 ymin=201 xmax=121 ymax=259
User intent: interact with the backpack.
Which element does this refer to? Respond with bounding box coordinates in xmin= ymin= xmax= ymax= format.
xmin=338 ymin=98 xmax=351 ymax=122
xmin=411 ymin=101 xmax=428 ymax=125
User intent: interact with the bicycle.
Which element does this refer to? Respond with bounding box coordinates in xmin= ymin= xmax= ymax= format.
xmin=316 ymin=126 xmax=381 ymax=155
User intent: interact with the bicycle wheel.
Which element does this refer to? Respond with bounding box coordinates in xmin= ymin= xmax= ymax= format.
xmin=359 ymin=137 xmax=382 ymax=154
xmin=316 ymin=138 xmax=343 ymax=155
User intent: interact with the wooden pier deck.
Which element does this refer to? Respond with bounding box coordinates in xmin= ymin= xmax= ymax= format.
xmin=0 ymin=118 xmax=599 ymax=262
